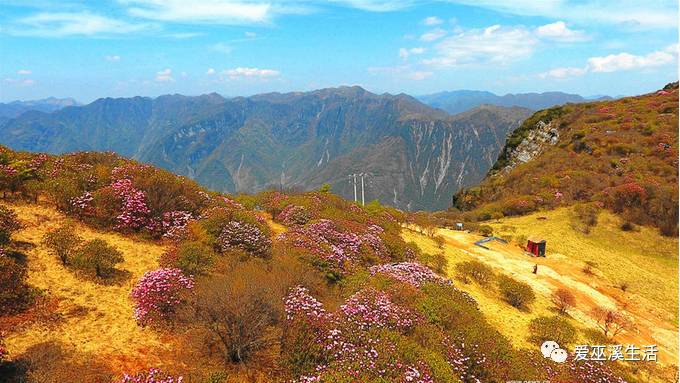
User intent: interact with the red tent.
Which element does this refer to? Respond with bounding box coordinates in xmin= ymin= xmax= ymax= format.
xmin=526 ymin=237 xmax=546 ymax=257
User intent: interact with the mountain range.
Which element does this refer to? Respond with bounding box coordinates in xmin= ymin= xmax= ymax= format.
xmin=418 ymin=90 xmax=612 ymax=115
xmin=0 ymin=97 xmax=79 ymax=122
xmin=0 ymin=87 xmax=534 ymax=210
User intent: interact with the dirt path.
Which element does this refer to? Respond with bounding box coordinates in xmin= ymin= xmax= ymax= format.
xmin=437 ymin=228 xmax=679 ymax=365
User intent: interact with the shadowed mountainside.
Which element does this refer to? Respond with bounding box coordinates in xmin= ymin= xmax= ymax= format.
xmin=0 ymin=87 xmax=531 ymax=210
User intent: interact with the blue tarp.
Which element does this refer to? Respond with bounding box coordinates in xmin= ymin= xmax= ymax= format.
xmin=474 ymin=236 xmax=508 ymax=250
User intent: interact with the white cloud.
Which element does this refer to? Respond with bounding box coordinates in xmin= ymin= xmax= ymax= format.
xmin=223 ymin=67 xmax=280 ymax=79
xmin=124 ymin=0 xmax=271 ymax=24
xmin=245 ymin=31 xmax=257 ymax=38
xmin=105 ymin=55 xmax=121 ymax=62
xmin=539 ymin=66 xmax=587 ymax=79
xmin=16 ymin=69 xmax=32 ymax=75
xmin=539 ymin=44 xmax=678 ymax=79
xmin=329 ymin=0 xmax=416 ymax=12
xmin=3 ymin=77 xmax=35 ymax=87
xmin=536 ymin=21 xmax=589 ymax=42
xmin=211 ymin=42 xmax=233 ymax=54
xmin=587 ymin=45 xmax=677 ymax=72
xmin=420 ymin=28 xmax=446 ymax=42
xmin=423 ymin=24 xmax=537 ymax=67
xmin=206 ymin=68 xmax=216 ymax=75
xmin=423 ymin=16 xmax=443 ymax=26
xmin=155 ymin=68 xmax=174 ymax=82
xmin=408 ymin=70 xmax=433 ymax=80
xmin=440 ymin=0 xmax=677 ymax=29
xmin=399 ymin=47 xmax=425 ymax=59
xmin=11 ymin=12 xmax=150 ymax=37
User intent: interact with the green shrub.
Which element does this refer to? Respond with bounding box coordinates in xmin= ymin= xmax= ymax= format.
xmin=528 ymin=316 xmax=577 ymax=346
xmin=418 ymin=284 xmax=480 ymax=330
xmin=417 ymin=252 xmax=447 ymax=274
xmin=620 ymin=222 xmax=635 ymax=232
xmin=72 ymin=239 xmax=124 ymax=278
xmin=43 ymin=225 xmax=83 ymax=266
xmin=174 ymin=241 xmax=215 ymax=275
xmin=497 ymin=275 xmax=535 ymax=309
xmin=478 ymin=225 xmax=493 ymax=237
xmin=455 ymin=260 xmax=494 ymax=285
xmin=570 ymin=203 xmax=600 ymax=234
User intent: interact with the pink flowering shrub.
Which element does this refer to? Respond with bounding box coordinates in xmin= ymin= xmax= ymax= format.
xmin=69 ymin=191 xmax=94 ymax=217
xmin=278 ymin=219 xmax=391 ymax=274
xmin=284 ymin=285 xmax=327 ymax=321
xmin=119 ymin=368 xmax=183 ymax=383
xmin=111 ymin=178 xmax=151 ymax=231
xmin=0 ymin=164 xmax=17 ymax=178
xmin=338 ymin=288 xmax=417 ymax=331
xmin=217 ymin=220 xmax=272 ymax=258
xmin=220 ymin=196 xmax=244 ymax=210
xmin=277 ymin=204 xmax=312 ymax=226
xmin=130 ymin=268 xmax=194 ymax=326
xmin=147 ymin=210 xmax=193 ymax=240
xmin=535 ymin=358 xmax=626 ymax=383
xmin=443 ymin=336 xmax=484 ymax=383
xmin=370 ymin=262 xmax=451 ymax=288
xmin=284 ymin=286 xmax=435 ymax=382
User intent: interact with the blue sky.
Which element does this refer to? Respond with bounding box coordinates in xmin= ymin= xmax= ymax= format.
xmin=0 ymin=0 xmax=678 ymax=102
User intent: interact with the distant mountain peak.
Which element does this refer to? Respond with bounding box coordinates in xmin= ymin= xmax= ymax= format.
xmin=418 ymin=89 xmax=611 ymax=115
xmin=0 ymin=97 xmax=81 ymax=120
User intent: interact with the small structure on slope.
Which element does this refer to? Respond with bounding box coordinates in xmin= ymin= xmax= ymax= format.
xmin=474 ymin=236 xmax=508 ymax=250
xmin=526 ymin=237 xmax=546 ymax=257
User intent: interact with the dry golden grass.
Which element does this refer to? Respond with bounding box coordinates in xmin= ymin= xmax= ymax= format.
xmin=2 ymin=202 xmax=173 ymax=373
xmin=403 ymin=207 xmax=679 ymax=371
xmin=489 ymin=208 xmax=678 ymax=324
xmin=403 ymin=228 xmax=553 ymax=351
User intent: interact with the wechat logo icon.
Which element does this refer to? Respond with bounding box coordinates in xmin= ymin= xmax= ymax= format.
xmin=541 ymin=341 xmax=568 ymax=363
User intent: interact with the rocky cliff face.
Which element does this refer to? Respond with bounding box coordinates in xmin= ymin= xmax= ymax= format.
xmin=500 ymin=120 xmax=559 ymax=172
xmin=0 ymin=87 xmax=531 ymax=210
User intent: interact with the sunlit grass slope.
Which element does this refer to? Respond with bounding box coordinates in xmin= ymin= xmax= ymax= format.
xmin=3 ymin=202 xmax=171 ymax=373
xmin=403 ymin=206 xmax=678 ymax=370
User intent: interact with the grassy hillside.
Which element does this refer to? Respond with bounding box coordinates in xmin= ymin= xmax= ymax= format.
xmin=404 ymin=206 xmax=678 ymax=382
xmin=452 ymin=83 xmax=678 ymax=236
xmin=2 ymin=203 xmax=170 ymax=372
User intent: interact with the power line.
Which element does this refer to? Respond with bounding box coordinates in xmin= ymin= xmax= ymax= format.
xmin=348 ymin=172 xmax=370 ymax=205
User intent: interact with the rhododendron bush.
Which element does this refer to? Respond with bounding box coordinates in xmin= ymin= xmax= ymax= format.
xmin=370 ymin=262 xmax=451 ymax=287
xmin=285 ymin=286 xmax=434 ymax=382
xmin=276 ymin=204 xmax=312 ymax=226
xmin=0 ymin=152 xmax=211 ymax=236
xmin=217 ymin=220 xmax=272 ymax=258
xmin=110 ymin=178 xmax=152 ymax=231
xmin=131 ymin=268 xmax=194 ymax=326
xmin=119 ymin=368 xmax=183 ymax=383
xmin=277 ymin=219 xmax=392 ymax=275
